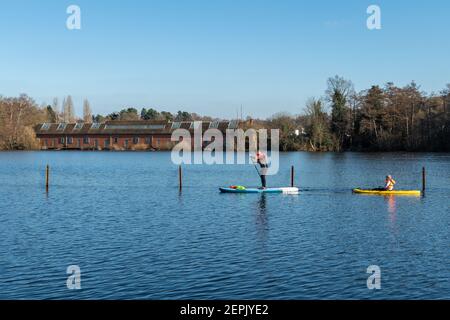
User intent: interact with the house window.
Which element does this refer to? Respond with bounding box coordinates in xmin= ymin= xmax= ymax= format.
xmin=74 ymin=123 xmax=84 ymax=130
xmin=189 ymin=121 xmax=201 ymax=129
xmin=133 ymin=137 xmax=139 ymax=144
xmin=67 ymin=137 xmax=73 ymax=144
xmin=209 ymin=121 xmax=220 ymax=129
xmin=124 ymin=139 xmax=129 ymax=148
xmin=94 ymin=139 xmax=99 ymax=148
xmin=145 ymin=137 xmax=151 ymax=144
xmin=113 ymin=137 xmax=118 ymax=144
xmin=41 ymin=123 xmax=51 ymax=130
xmin=44 ymin=139 xmax=48 ymax=146
xmin=104 ymin=139 xmax=110 ymax=147
xmin=57 ymin=123 xmax=67 ymax=131
xmin=83 ymin=137 xmax=90 ymax=144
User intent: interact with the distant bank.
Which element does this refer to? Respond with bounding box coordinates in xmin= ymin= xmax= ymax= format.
xmin=1 ymin=77 xmax=449 ymax=152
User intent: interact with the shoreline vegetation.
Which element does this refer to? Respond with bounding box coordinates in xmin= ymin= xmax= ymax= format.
xmin=1 ymin=76 xmax=449 ymax=152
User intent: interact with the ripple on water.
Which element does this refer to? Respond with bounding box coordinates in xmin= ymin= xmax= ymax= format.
xmin=0 ymin=152 xmax=449 ymax=299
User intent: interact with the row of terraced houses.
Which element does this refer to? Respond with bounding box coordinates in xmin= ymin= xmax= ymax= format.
xmin=34 ymin=120 xmax=241 ymax=150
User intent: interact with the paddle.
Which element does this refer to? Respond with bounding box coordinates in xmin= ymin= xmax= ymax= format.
xmin=253 ymin=163 xmax=262 ymax=177
xmin=251 ymin=156 xmax=262 ymax=178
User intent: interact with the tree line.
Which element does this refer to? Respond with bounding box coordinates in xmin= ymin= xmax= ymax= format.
xmin=258 ymin=76 xmax=449 ymax=152
xmin=93 ymin=108 xmax=214 ymax=123
xmin=1 ymin=77 xmax=449 ymax=151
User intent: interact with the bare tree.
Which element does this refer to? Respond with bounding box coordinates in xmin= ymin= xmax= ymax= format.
xmin=326 ymin=75 xmax=355 ymax=150
xmin=0 ymin=94 xmax=46 ymax=149
xmin=326 ymin=76 xmax=355 ymax=101
xmin=63 ymin=95 xmax=76 ymax=122
xmin=62 ymin=97 xmax=68 ymax=122
xmin=305 ymin=98 xmax=332 ymax=150
xmin=83 ymin=99 xmax=92 ymax=123
xmin=52 ymin=97 xmax=60 ymax=122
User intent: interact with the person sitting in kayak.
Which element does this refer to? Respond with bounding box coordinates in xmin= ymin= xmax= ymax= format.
xmin=251 ymin=150 xmax=268 ymax=189
xmin=384 ymin=175 xmax=396 ymax=191
xmin=373 ymin=175 xmax=396 ymax=191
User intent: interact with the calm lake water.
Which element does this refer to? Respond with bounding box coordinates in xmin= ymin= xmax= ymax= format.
xmin=0 ymin=151 xmax=449 ymax=300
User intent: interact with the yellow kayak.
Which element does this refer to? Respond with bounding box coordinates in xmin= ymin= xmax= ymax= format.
xmin=353 ymin=188 xmax=421 ymax=196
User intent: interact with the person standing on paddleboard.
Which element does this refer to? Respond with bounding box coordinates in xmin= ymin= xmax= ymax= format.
xmin=252 ymin=150 xmax=268 ymax=189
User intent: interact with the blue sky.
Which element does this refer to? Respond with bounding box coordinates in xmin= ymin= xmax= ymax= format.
xmin=0 ymin=0 xmax=449 ymax=119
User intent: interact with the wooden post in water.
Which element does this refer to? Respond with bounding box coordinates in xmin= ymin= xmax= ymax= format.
xmin=422 ymin=167 xmax=426 ymax=193
xmin=45 ymin=165 xmax=50 ymax=191
xmin=179 ymin=165 xmax=182 ymax=191
xmin=291 ymin=166 xmax=294 ymax=187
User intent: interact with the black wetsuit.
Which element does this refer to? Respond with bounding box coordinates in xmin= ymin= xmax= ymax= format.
xmin=257 ymin=160 xmax=268 ymax=188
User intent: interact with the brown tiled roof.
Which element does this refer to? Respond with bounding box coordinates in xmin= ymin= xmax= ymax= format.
xmin=35 ymin=120 xmax=240 ymax=136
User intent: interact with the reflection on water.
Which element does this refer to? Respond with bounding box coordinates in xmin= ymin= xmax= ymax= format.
xmin=386 ymin=195 xmax=397 ymax=215
xmin=0 ymin=151 xmax=449 ymax=299
xmin=254 ymin=194 xmax=268 ymax=242
xmin=386 ymin=196 xmax=398 ymax=236
xmin=257 ymin=194 xmax=267 ymax=214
